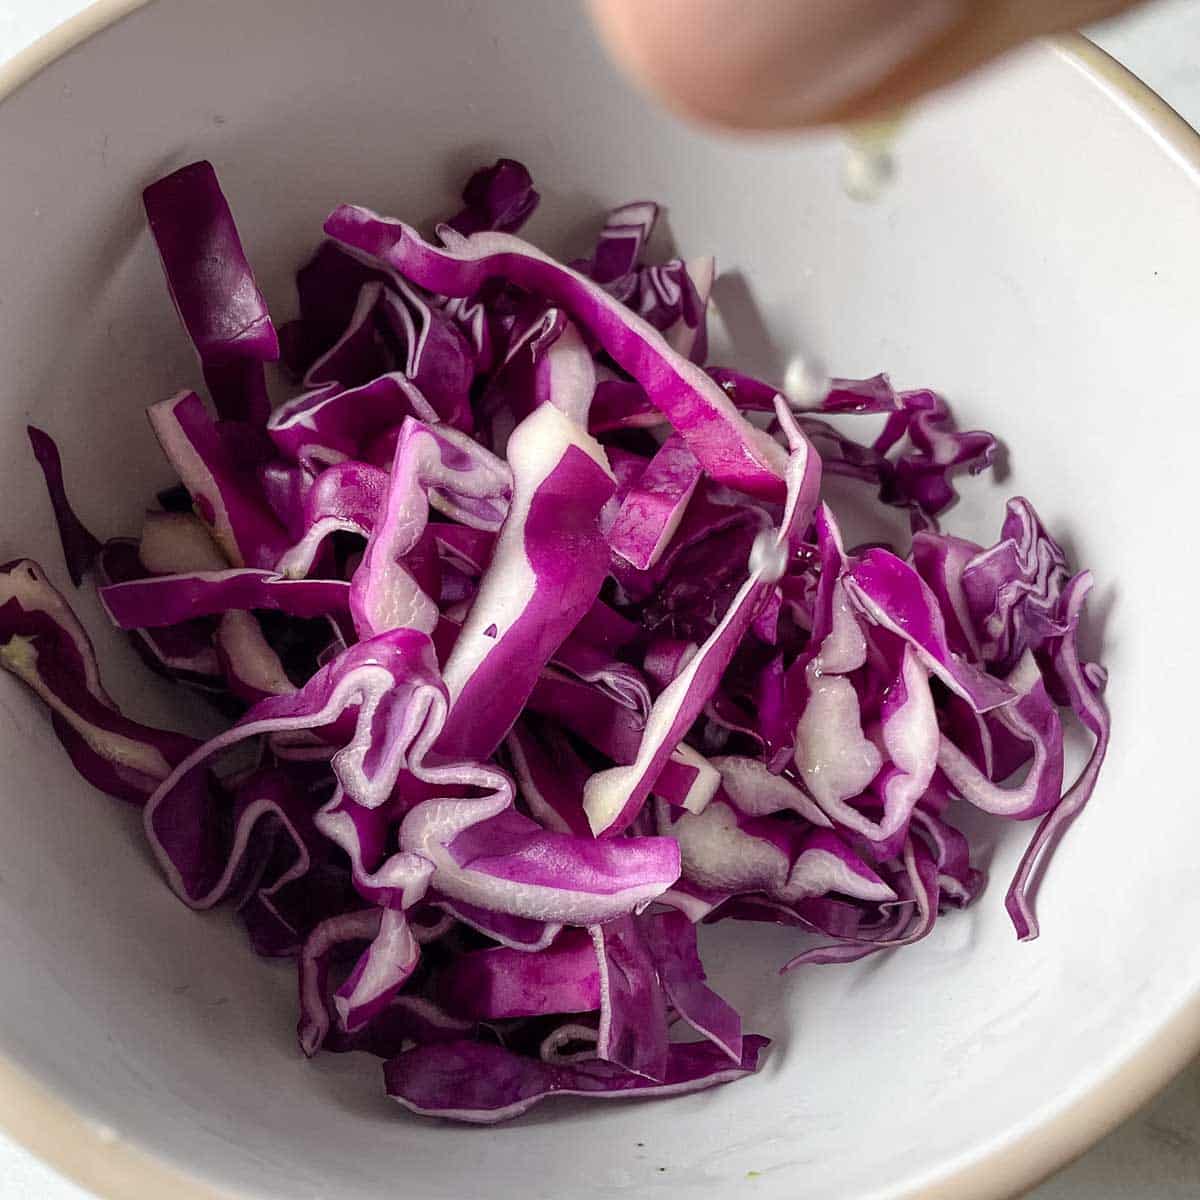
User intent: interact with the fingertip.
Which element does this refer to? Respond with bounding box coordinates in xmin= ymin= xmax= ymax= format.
xmin=588 ymin=0 xmax=775 ymax=131
xmin=590 ymin=0 xmax=1146 ymax=132
xmin=589 ymin=0 xmax=972 ymax=131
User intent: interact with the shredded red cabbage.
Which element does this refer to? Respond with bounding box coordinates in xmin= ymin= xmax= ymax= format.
xmin=2 ymin=159 xmax=1109 ymax=1121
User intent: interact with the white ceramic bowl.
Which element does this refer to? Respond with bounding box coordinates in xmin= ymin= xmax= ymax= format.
xmin=1 ymin=3 xmax=1198 ymax=1198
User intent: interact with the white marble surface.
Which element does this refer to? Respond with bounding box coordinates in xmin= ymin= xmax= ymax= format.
xmin=0 ymin=1 xmax=1197 ymax=1197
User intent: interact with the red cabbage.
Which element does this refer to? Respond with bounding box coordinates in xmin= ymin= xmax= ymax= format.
xmin=1 ymin=158 xmax=1110 ymax=1125
xmin=446 ymin=158 xmax=540 ymax=238
xmin=26 ymin=427 xmax=102 ymax=586
xmin=143 ymin=161 xmax=278 ymax=424
xmin=95 ymin=538 xmax=223 ymax=692
xmin=148 ymin=390 xmax=289 ymax=569
xmin=591 ymin=914 xmax=669 ymax=1080
xmin=99 ymin=568 xmax=351 ymax=627
xmin=384 ymin=1035 xmax=769 ymax=1123
xmin=323 ymin=207 xmax=790 ymax=499
xmin=438 ymin=929 xmax=599 ymax=1020
xmin=0 ymin=560 xmax=199 ymax=804
xmin=433 ymin=404 xmax=615 ymax=761
xmin=642 ymin=908 xmax=742 ymax=1062
xmin=605 ymin=432 xmax=703 ymax=570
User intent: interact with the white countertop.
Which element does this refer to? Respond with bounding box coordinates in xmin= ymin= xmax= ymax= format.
xmin=0 ymin=1 xmax=1198 ymax=1196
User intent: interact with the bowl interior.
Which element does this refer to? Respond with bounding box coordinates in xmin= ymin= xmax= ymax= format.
xmin=0 ymin=3 xmax=1197 ymax=1198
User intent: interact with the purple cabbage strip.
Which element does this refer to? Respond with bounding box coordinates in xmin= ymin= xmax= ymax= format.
xmin=257 ymin=460 xmax=313 ymax=542
xmin=663 ymin=797 xmax=894 ymax=906
xmin=606 ymin=433 xmax=704 ymax=571
xmin=845 ymin=548 xmax=1015 ymax=713
xmin=507 ymin=718 xmax=593 ymax=837
xmin=267 ymin=372 xmax=434 ymax=468
xmin=214 ymin=610 xmax=296 ymax=704
xmin=482 ymin=314 xmax=597 ymax=447
xmin=0 ymin=559 xmax=199 ymax=805
xmin=526 ymin=671 xmax=718 ymax=812
xmin=656 ymin=878 xmax=733 ymax=923
xmin=274 ymin=461 xmax=388 ymax=580
xmin=936 ymin=651 xmax=1064 ymax=819
xmin=284 ymin=244 xmax=476 ymax=429
xmin=377 ymin=283 xmax=477 ymax=431
xmin=26 ymin=427 xmax=102 ymax=586
xmin=151 ymin=765 xmax=319 ymax=918
xmin=384 ymin=1035 xmax=769 ymax=1124
xmin=95 ymin=539 xmax=222 ymax=689
xmin=323 ymin=994 xmax=476 ymax=1059
xmin=143 ymin=161 xmax=278 ymax=424
xmin=865 ymin=642 xmax=940 ymax=851
xmin=302 ymin=282 xmax=392 ymax=390
xmin=713 ymin=369 xmax=994 ymax=524
xmin=961 ymin=496 xmax=1072 ymax=673
xmin=643 ymin=636 xmax=698 ymax=691
xmin=782 ymin=837 xmax=940 ymax=969
xmin=709 ymin=367 xmax=899 ymax=418
xmin=297 ymin=909 xmax=383 ymax=1055
xmin=400 ymin=804 xmax=681 ymax=927
xmin=1004 ymin=572 xmax=1110 ymax=939
xmin=666 ymin=257 xmax=714 ymax=363
xmin=579 ymin=551 xmax=770 ymax=838
xmin=332 ymin=906 xmax=422 ymax=1034
xmin=712 ymin=755 xmax=830 ymax=827
xmin=147 ymin=390 xmax=289 ymax=569
xmin=295 ymin=912 xmax=432 ymax=1056
xmin=910 ymin=529 xmax=985 ymax=660
xmin=539 ymin=1021 xmax=602 ymax=1065
xmin=589 ymin=376 xmax=663 ymax=434
xmin=878 ymin=389 xmax=996 ymax=518
xmin=571 ymin=202 xmax=711 ymax=362
xmin=911 ymin=804 xmax=985 ymax=907
xmin=549 ymin=635 xmax=651 ymax=722
xmin=350 ymin=416 xmax=510 ymax=641
xmin=144 ymin=629 xmax=448 ymax=902
xmin=280 ymin=241 xmax=387 ymax=377
xmin=99 ymin=569 xmax=351 ymax=628
xmin=793 ymin=638 xmax=938 ymax=851
xmin=642 ymin=908 xmax=742 ymax=1062
xmin=431 ymin=898 xmax=562 ymax=952
xmin=433 ymin=404 xmax=615 ymax=761
xmin=571 ymin=200 xmax=659 ymax=284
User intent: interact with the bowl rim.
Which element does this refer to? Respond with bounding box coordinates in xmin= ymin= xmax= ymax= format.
xmin=0 ymin=6 xmax=1198 ymax=1199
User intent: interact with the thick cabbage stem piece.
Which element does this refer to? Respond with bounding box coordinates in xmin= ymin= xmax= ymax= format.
xmin=26 ymin=427 xmax=102 ymax=586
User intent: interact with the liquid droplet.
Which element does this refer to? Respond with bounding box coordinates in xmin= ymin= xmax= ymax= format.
xmin=842 ymin=114 xmax=904 ymax=204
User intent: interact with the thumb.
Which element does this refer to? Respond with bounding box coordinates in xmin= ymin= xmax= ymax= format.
xmin=589 ymin=0 xmax=1143 ymax=131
